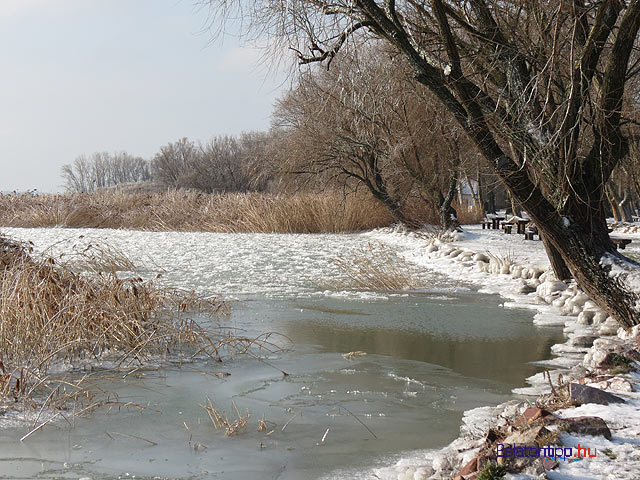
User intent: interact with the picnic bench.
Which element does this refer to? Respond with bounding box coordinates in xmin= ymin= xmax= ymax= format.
xmin=491 ymin=216 xmax=505 ymax=229
xmin=524 ymin=224 xmax=539 ymax=240
xmin=482 ymin=216 xmax=505 ymax=229
xmin=516 ymin=219 xmax=530 ymax=234
xmin=611 ymin=238 xmax=632 ymax=250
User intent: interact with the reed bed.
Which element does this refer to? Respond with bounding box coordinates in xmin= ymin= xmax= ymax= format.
xmin=0 ymin=190 xmax=392 ymax=233
xmin=333 ymin=242 xmax=421 ymax=291
xmin=0 ymin=235 xmax=254 ymax=409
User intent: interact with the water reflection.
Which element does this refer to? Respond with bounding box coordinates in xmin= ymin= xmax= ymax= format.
xmin=237 ymin=293 xmax=564 ymax=389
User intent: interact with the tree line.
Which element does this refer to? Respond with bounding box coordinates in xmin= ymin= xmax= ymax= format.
xmin=61 ymin=132 xmax=276 ymax=194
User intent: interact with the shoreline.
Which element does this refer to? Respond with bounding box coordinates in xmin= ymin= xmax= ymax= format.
xmin=368 ymin=225 xmax=640 ymax=479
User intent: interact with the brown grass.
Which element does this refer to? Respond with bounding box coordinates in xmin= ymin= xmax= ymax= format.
xmin=332 ymin=242 xmax=421 ymax=291
xmin=0 ymin=235 xmax=256 ymax=408
xmin=201 ymin=398 xmax=250 ymax=436
xmin=455 ymin=203 xmax=485 ymax=225
xmin=0 ymin=190 xmax=392 ymax=233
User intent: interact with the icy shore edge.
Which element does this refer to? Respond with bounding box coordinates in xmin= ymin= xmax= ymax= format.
xmin=363 ymin=226 xmax=640 ymax=480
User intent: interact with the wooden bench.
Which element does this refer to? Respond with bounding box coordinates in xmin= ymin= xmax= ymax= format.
xmin=503 ymin=224 xmax=513 ymax=234
xmin=611 ymin=238 xmax=632 ymax=250
xmin=491 ymin=216 xmax=505 ymax=229
xmin=524 ymin=225 xmax=539 ymax=240
xmin=516 ymin=219 xmax=530 ymax=234
xmin=481 ymin=220 xmax=492 ymax=229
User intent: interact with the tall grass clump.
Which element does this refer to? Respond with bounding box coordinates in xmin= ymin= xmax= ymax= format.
xmin=332 ymin=243 xmax=421 ymax=291
xmin=0 ymin=190 xmax=392 ymax=233
xmin=0 ymin=235 xmax=237 ymax=406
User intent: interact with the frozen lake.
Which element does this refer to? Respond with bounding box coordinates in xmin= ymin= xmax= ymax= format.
xmin=0 ymin=228 xmax=564 ymax=479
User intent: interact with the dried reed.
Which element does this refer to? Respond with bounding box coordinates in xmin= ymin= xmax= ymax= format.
xmin=0 ymin=235 xmax=244 ymax=410
xmin=201 ymin=398 xmax=250 ymax=436
xmin=333 ymin=242 xmax=421 ymax=291
xmin=0 ymin=190 xmax=392 ymax=233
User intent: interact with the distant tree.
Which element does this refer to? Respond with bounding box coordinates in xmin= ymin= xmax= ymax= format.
xmin=61 ymin=152 xmax=151 ymax=193
xmin=152 ymin=133 xmax=273 ymax=193
xmin=151 ymin=138 xmax=198 ymax=189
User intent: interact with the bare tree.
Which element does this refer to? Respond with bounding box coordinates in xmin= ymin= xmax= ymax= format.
xmin=207 ymin=0 xmax=640 ymax=327
xmin=151 ymin=138 xmax=198 ymax=189
xmin=273 ymin=47 xmax=471 ymax=228
xmin=61 ymin=152 xmax=151 ymax=193
xmin=151 ymin=133 xmax=274 ymax=193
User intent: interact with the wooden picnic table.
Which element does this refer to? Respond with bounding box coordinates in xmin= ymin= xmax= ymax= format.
xmin=611 ymin=237 xmax=632 ymax=250
xmin=491 ymin=216 xmax=505 ymax=229
xmin=524 ymin=224 xmax=539 ymax=240
xmin=516 ymin=219 xmax=530 ymax=234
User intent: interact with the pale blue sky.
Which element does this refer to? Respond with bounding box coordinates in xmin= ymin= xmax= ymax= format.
xmin=0 ymin=0 xmax=285 ymax=192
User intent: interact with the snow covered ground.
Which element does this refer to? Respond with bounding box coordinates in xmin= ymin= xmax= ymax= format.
xmin=362 ymin=223 xmax=640 ymax=480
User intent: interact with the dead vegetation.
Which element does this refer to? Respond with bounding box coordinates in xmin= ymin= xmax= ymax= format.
xmin=201 ymin=398 xmax=251 ymax=436
xmin=333 ymin=242 xmax=421 ymax=291
xmin=0 ymin=190 xmax=392 ymax=233
xmin=535 ymin=372 xmax=573 ymax=411
xmin=0 ymin=234 xmax=269 ymax=413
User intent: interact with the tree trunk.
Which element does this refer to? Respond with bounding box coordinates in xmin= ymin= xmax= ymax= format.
xmin=620 ymin=190 xmax=634 ymax=222
xmin=510 ymin=193 xmax=522 ymax=217
xmin=371 ymin=189 xmax=407 ymax=226
xmin=470 ymin=173 xmax=485 ymax=217
xmin=541 ymin=236 xmax=572 ymax=281
xmin=438 ymin=172 xmax=459 ymax=230
xmin=526 ymin=199 xmax=640 ymax=328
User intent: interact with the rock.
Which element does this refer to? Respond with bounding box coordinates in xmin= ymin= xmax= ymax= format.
xmin=519 ymin=283 xmax=537 ymax=294
xmin=566 ymin=293 xmax=589 ymax=310
xmin=513 ymin=407 xmax=553 ymax=427
xmin=503 ymin=425 xmax=550 ymax=445
xmin=448 ymin=249 xmax=463 ymax=258
xmin=529 ymin=267 xmax=544 ymax=279
xmin=569 ymin=383 xmax=625 ymax=406
xmin=569 ymin=335 xmax=597 ymax=348
xmin=459 ymin=457 xmax=478 ymax=476
xmin=511 ymin=266 xmax=523 ymax=278
xmin=426 ymin=244 xmax=438 ymax=253
xmin=592 ymin=311 xmax=608 ymax=325
xmin=597 ymin=318 xmax=620 ymax=336
xmin=610 ymin=377 xmax=634 ymax=392
xmin=551 ymin=297 xmax=566 ymax=308
xmin=509 ymin=454 xmax=546 ymax=476
xmin=559 ymin=416 xmax=612 ymax=440
xmin=597 ymin=349 xmax=640 ymax=371
xmin=473 ymin=253 xmax=489 ymax=263
xmin=589 ymin=376 xmax=634 ymax=393
xmin=536 ymin=281 xmax=567 ymax=297
xmin=577 ymin=310 xmax=595 ymax=325
xmin=543 ymin=458 xmax=560 ymax=471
